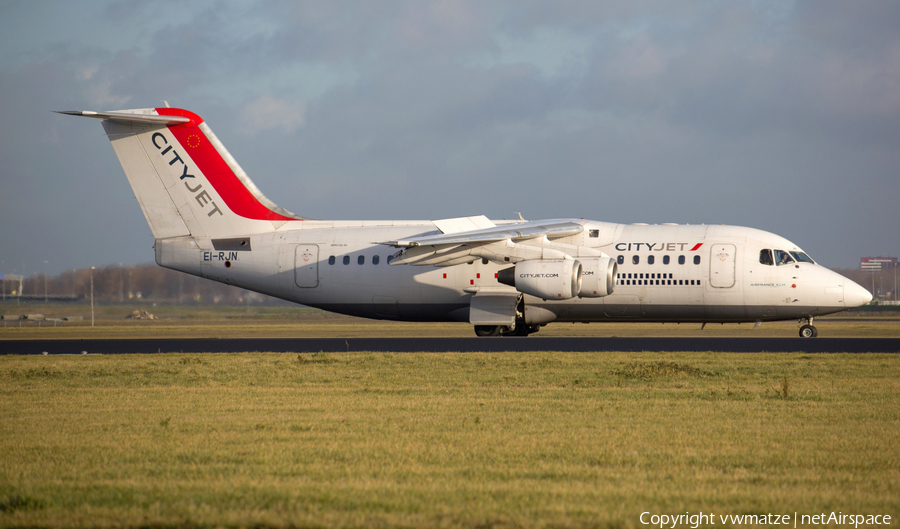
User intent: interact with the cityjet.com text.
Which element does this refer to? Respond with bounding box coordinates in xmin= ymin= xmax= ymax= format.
xmin=639 ymin=511 xmax=892 ymax=528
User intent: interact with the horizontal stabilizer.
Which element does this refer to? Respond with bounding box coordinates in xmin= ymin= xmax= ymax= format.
xmin=54 ymin=110 xmax=190 ymax=126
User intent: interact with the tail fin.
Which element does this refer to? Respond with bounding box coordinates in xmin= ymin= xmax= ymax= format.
xmin=58 ymin=108 xmax=303 ymax=239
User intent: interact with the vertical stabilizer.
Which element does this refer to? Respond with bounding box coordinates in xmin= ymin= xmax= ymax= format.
xmin=59 ymin=108 xmax=304 ymax=239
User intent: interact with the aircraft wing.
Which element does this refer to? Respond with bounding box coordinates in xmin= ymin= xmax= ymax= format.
xmin=381 ymin=216 xmax=590 ymax=266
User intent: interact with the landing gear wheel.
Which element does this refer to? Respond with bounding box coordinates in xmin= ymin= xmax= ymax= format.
xmin=474 ymin=325 xmax=502 ymax=337
xmin=799 ymin=325 xmax=818 ymax=338
xmin=503 ymin=322 xmax=531 ymax=337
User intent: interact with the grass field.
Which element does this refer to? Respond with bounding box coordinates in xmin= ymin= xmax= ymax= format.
xmin=1 ymin=352 xmax=898 ymax=528
xmin=2 ymin=302 xmax=900 ymax=339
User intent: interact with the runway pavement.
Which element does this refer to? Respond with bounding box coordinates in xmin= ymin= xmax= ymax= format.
xmin=3 ymin=337 xmax=900 ymax=354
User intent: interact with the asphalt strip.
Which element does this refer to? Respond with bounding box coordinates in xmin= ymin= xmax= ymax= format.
xmin=3 ymin=337 xmax=900 ymax=355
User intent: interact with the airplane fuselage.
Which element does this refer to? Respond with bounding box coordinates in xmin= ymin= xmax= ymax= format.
xmin=156 ymin=220 xmax=864 ymax=326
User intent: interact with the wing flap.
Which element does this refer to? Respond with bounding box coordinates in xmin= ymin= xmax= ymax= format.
xmin=384 ymin=219 xmax=584 ymax=248
xmin=383 ymin=218 xmax=589 ymax=267
xmin=433 ymin=215 xmax=496 ymax=234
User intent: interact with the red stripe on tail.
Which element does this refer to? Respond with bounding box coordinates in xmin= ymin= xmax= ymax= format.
xmin=156 ymin=108 xmax=298 ymax=222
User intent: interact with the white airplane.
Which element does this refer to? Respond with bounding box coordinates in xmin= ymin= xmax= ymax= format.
xmin=60 ymin=107 xmax=872 ymax=338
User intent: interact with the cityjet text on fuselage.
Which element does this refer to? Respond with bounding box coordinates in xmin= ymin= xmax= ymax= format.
xmin=614 ymin=242 xmax=704 ymax=252
xmin=151 ymin=132 xmax=223 ymax=218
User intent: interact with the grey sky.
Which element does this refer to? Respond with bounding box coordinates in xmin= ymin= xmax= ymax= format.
xmin=1 ymin=0 xmax=898 ymax=276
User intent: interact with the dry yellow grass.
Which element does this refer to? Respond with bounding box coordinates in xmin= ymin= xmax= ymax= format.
xmin=1 ymin=352 xmax=898 ymax=528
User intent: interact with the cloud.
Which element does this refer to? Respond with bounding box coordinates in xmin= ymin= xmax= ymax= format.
xmin=239 ymin=95 xmax=307 ymax=135
xmin=1 ymin=0 xmax=899 ymax=273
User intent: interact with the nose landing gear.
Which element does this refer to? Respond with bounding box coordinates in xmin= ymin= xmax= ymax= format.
xmin=799 ymin=317 xmax=818 ymax=338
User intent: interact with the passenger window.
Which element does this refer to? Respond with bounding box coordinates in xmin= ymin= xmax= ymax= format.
xmin=387 ymin=255 xmax=394 ymax=264
xmin=663 ymin=255 xmax=670 ymax=265
xmin=693 ymin=255 xmax=701 ymax=265
xmin=759 ymin=249 xmax=774 ymax=266
xmin=617 ymin=255 xmax=624 ymax=265
xmin=589 ymin=229 xmax=599 ymax=238
xmin=343 ymin=256 xmax=350 ymax=265
xmin=373 ymin=255 xmax=380 ymax=265
xmin=648 ymin=255 xmax=655 ymax=265
xmin=358 ymin=255 xmax=365 ymax=265
xmin=774 ymin=250 xmax=795 ymax=266
xmin=678 ymin=255 xmax=685 ymax=265
xmin=328 ymin=256 xmax=336 ymax=265
xmin=633 ymin=255 xmax=640 ymax=265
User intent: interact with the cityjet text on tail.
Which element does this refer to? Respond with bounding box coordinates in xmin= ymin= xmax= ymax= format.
xmin=59 ymin=107 xmax=872 ymax=338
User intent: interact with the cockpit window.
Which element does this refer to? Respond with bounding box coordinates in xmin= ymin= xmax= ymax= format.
xmin=774 ymin=250 xmax=795 ymax=266
xmin=759 ymin=249 xmax=774 ymax=266
xmin=790 ymin=251 xmax=815 ymax=264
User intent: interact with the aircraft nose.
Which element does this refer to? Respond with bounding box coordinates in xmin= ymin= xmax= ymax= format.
xmin=844 ymin=280 xmax=873 ymax=308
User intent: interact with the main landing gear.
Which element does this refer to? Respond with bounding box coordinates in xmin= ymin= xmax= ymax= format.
xmin=473 ymin=321 xmax=540 ymax=337
xmin=473 ymin=295 xmax=540 ymax=337
xmin=799 ymin=317 xmax=818 ymax=338
xmin=474 ymin=325 xmax=502 ymax=337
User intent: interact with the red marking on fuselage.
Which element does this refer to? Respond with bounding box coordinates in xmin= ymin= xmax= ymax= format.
xmin=155 ymin=108 xmax=299 ymax=222
xmin=689 ymin=243 xmax=703 ymax=251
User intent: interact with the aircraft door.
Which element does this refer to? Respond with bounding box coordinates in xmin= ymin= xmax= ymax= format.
xmin=709 ymin=244 xmax=736 ymax=288
xmin=294 ymin=245 xmax=319 ymax=288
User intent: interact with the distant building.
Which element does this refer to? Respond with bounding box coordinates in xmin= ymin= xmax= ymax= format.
xmin=861 ymin=256 xmax=898 ymax=270
xmin=1 ymin=273 xmax=24 ymax=298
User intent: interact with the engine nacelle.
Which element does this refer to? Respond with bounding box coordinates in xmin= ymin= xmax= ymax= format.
xmin=578 ymin=257 xmax=617 ymax=297
xmin=497 ymin=259 xmax=582 ymax=300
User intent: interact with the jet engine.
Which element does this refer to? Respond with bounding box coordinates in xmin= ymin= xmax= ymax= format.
xmin=497 ymin=259 xmax=583 ymax=300
xmin=577 ymin=257 xmax=617 ymax=297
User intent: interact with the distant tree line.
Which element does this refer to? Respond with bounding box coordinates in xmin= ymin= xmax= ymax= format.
xmin=5 ymin=264 xmax=284 ymax=304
